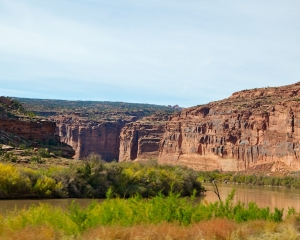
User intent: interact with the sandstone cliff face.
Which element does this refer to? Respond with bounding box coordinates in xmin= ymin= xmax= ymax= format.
xmin=159 ymin=82 xmax=300 ymax=172
xmin=0 ymin=118 xmax=59 ymax=144
xmin=55 ymin=113 xmax=171 ymax=161
xmin=0 ymin=117 xmax=75 ymax=158
xmin=55 ymin=116 xmax=128 ymax=161
xmin=119 ymin=120 xmax=166 ymax=162
xmin=0 ymin=96 xmax=75 ymax=158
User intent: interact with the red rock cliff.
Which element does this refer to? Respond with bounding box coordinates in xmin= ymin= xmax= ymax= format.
xmin=119 ymin=115 xmax=167 ymax=162
xmin=159 ymin=82 xmax=300 ymax=172
xmin=55 ymin=116 xmax=128 ymax=161
xmin=0 ymin=118 xmax=60 ymax=144
xmin=0 ymin=97 xmax=75 ymax=157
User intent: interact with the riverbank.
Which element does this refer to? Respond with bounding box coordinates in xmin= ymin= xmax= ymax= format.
xmin=198 ymin=170 xmax=300 ymax=189
xmin=1 ymin=191 xmax=299 ymax=240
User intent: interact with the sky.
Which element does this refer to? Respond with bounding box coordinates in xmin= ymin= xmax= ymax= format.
xmin=0 ymin=0 xmax=299 ymax=107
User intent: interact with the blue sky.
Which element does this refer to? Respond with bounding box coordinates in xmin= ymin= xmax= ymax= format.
xmin=0 ymin=0 xmax=299 ymax=107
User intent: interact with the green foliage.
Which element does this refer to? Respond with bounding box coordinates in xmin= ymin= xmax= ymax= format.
xmin=37 ymin=148 xmax=51 ymax=158
xmin=30 ymin=154 xmax=45 ymax=163
xmin=0 ymin=164 xmax=31 ymax=198
xmin=1 ymin=152 xmax=17 ymax=162
xmin=25 ymin=111 xmax=36 ymax=118
xmin=23 ymin=148 xmax=32 ymax=156
xmin=33 ymin=176 xmax=64 ymax=197
xmin=0 ymin=190 xmax=287 ymax=237
xmin=199 ymin=171 xmax=300 ymax=189
xmin=10 ymin=99 xmax=25 ymax=113
xmin=18 ymin=144 xmax=28 ymax=150
xmin=52 ymin=150 xmax=62 ymax=157
xmin=13 ymin=97 xmax=179 ymax=121
xmin=0 ymin=160 xmax=204 ymax=199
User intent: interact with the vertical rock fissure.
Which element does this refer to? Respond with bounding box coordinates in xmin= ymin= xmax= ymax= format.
xmin=130 ymin=131 xmax=138 ymax=160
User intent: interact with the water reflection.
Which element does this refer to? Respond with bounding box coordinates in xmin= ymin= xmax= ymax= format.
xmin=0 ymin=198 xmax=102 ymax=215
xmin=203 ymin=183 xmax=300 ymax=213
xmin=1 ymin=184 xmax=300 ymax=215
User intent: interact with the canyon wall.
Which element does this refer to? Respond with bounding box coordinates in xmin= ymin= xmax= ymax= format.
xmin=0 ymin=118 xmax=60 ymax=144
xmin=55 ymin=114 xmax=170 ymax=161
xmin=0 ymin=118 xmax=75 ymax=158
xmin=0 ymin=96 xmax=75 ymax=157
xmin=55 ymin=117 xmax=126 ymax=161
xmin=119 ymin=119 xmax=166 ymax=162
xmin=158 ymin=82 xmax=300 ymax=172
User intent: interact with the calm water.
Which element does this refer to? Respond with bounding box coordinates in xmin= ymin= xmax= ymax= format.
xmin=203 ymin=183 xmax=300 ymax=213
xmin=1 ymin=183 xmax=300 ymax=215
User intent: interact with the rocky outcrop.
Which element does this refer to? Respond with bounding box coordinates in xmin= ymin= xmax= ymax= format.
xmin=159 ymin=82 xmax=300 ymax=172
xmin=0 ymin=118 xmax=75 ymax=157
xmin=0 ymin=118 xmax=59 ymax=144
xmin=54 ymin=116 xmax=130 ymax=161
xmin=0 ymin=96 xmax=75 ymax=158
xmin=119 ymin=119 xmax=166 ymax=162
xmin=55 ymin=113 xmax=172 ymax=161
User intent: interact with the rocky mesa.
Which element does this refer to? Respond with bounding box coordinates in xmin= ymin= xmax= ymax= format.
xmin=158 ymin=82 xmax=300 ymax=172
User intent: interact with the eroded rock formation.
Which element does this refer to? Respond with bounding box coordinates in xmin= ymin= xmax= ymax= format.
xmin=119 ymin=114 xmax=168 ymax=161
xmin=55 ymin=113 xmax=170 ymax=161
xmin=0 ymin=118 xmax=75 ymax=158
xmin=0 ymin=118 xmax=59 ymax=144
xmin=159 ymin=82 xmax=300 ymax=172
xmin=54 ymin=116 xmax=130 ymax=161
xmin=0 ymin=96 xmax=75 ymax=158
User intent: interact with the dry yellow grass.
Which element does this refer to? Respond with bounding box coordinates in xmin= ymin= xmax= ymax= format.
xmin=82 ymin=219 xmax=236 ymax=240
xmin=0 ymin=226 xmax=61 ymax=240
xmin=1 ymin=219 xmax=299 ymax=240
xmin=0 ymin=219 xmax=235 ymax=240
xmin=231 ymin=220 xmax=300 ymax=240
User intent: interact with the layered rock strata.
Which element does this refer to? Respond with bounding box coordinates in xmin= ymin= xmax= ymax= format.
xmin=0 ymin=118 xmax=59 ymax=144
xmin=55 ymin=114 xmax=170 ymax=161
xmin=0 ymin=96 xmax=75 ymax=158
xmin=119 ymin=119 xmax=166 ymax=162
xmin=55 ymin=116 xmax=130 ymax=161
xmin=159 ymin=82 xmax=300 ymax=172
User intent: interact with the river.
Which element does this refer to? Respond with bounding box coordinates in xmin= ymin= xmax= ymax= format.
xmin=1 ymin=183 xmax=300 ymax=215
xmin=203 ymin=183 xmax=300 ymax=213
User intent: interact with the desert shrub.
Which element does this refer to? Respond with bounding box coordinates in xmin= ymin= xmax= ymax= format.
xmin=0 ymin=164 xmax=32 ymax=198
xmin=0 ymin=159 xmax=204 ymax=199
xmin=30 ymin=154 xmax=45 ymax=163
xmin=18 ymin=144 xmax=28 ymax=150
xmin=33 ymin=176 xmax=64 ymax=197
xmin=37 ymin=148 xmax=51 ymax=158
xmin=1 ymin=152 xmax=17 ymax=162
xmin=0 ymin=164 xmax=66 ymax=198
xmin=54 ymin=157 xmax=204 ymax=198
xmin=23 ymin=148 xmax=32 ymax=156
xmin=52 ymin=150 xmax=62 ymax=157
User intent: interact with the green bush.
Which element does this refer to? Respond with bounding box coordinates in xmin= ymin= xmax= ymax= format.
xmin=0 ymin=160 xmax=204 ymax=199
xmin=1 ymin=152 xmax=17 ymax=162
xmin=30 ymin=154 xmax=45 ymax=163
xmin=199 ymin=171 xmax=300 ymax=190
xmin=38 ymin=148 xmax=51 ymax=158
